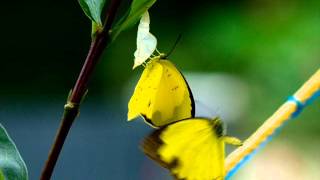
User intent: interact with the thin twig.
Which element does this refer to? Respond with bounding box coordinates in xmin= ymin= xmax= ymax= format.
xmin=40 ymin=0 xmax=122 ymax=179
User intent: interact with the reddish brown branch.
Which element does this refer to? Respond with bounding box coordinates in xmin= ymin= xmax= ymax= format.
xmin=40 ymin=0 xmax=122 ymax=179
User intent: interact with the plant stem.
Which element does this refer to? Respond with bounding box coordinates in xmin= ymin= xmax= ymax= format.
xmin=40 ymin=0 xmax=122 ymax=179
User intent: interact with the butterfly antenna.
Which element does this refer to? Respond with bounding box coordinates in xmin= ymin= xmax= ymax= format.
xmin=165 ymin=34 xmax=182 ymax=58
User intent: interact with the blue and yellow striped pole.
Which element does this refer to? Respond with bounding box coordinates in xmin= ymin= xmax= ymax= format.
xmin=225 ymin=69 xmax=320 ymax=179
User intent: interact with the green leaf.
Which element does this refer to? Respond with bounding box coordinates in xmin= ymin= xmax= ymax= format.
xmin=0 ymin=124 xmax=28 ymax=180
xmin=111 ymin=0 xmax=157 ymax=42
xmin=78 ymin=0 xmax=107 ymax=25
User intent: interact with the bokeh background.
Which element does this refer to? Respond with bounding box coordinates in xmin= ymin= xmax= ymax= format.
xmin=0 ymin=0 xmax=319 ymax=179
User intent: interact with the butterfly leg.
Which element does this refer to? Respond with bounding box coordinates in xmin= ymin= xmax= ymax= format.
xmin=223 ymin=136 xmax=242 ymax=146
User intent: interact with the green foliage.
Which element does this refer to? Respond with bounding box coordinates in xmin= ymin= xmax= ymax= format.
xmin=0 ymin=124 xmax=28 ymax=180
xmin=111 ymin=0 xmax=157 ymax=42
xmin=78 ymin=0 xmax=156 ymax=39
xmin=78 ymin=0 xmax=107 ymax=26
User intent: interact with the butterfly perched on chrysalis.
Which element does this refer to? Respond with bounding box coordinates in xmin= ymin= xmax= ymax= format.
xmin=143 ymin=117 xmax=242 ymax=180
xmin=128 ymin=11 xmax=195 ymax=127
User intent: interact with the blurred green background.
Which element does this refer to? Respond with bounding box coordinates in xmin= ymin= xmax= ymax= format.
xmin=0 ymin=0 xmax=319 ymax=179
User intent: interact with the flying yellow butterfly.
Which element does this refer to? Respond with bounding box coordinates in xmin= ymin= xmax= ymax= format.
xmin=127 ymin=55 xmax=195 ymax=127
xmin=142 ymin=117 xmax=242 ymax=180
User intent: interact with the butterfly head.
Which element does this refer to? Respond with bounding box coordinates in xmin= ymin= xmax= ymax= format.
xmin=210 ymin=117 xmax=225 ymax=137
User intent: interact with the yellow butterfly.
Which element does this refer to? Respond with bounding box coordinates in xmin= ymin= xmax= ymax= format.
xmin=142 ymin=117 xmax=242 ymax=180
xmin=127 ymin=55 xmax=195 ymax=127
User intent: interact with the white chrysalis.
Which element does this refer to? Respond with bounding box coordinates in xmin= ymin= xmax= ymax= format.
xmin=133 ymin=11 xmax=157 ymax=69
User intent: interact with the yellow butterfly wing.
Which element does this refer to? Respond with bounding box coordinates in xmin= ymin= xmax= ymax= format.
xmin=143 ymin=118 xmax=225 ymax=180
xmin=128 ymin=58 xmax=163 ymax=122
xmin=128 ymin=57 xmax=195 ymax=127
